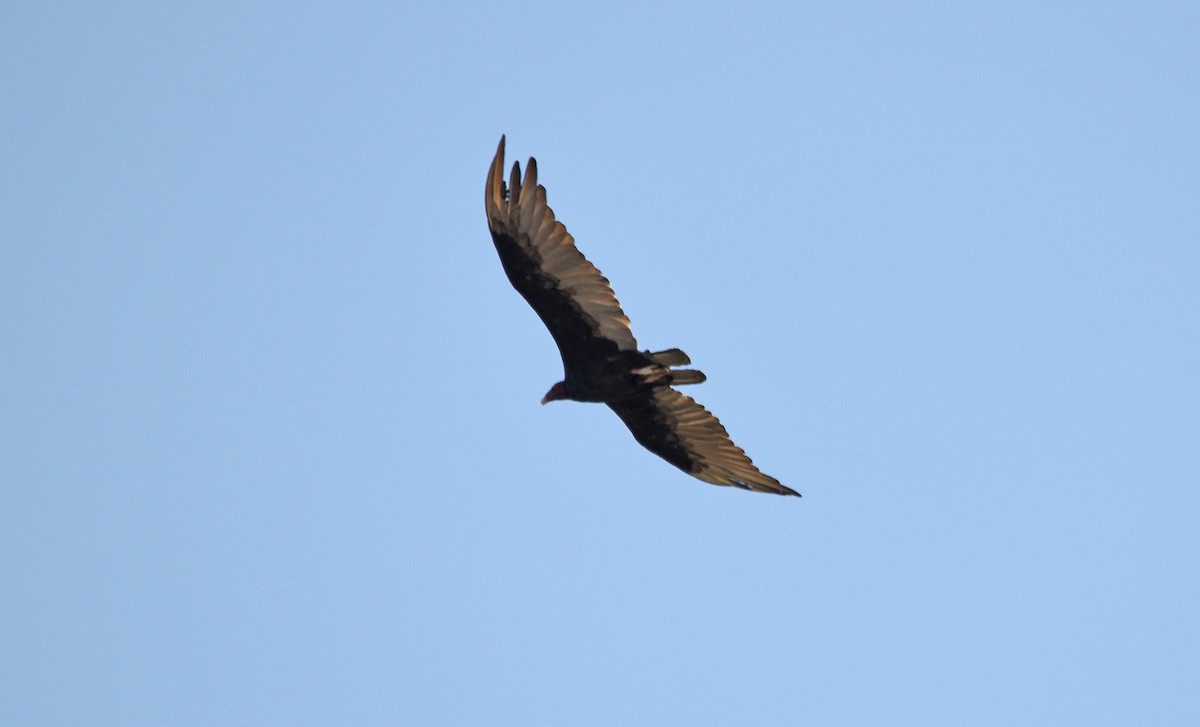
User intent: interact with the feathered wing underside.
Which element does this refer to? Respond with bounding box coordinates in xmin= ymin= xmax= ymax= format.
xmin=485 ymin=136 xmax=637 ymax=371
xmin=608 ymin=387 xmax=798 ymax=496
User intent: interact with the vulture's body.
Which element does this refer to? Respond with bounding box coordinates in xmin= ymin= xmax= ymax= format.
xmin=485 ymin=136 xmax=797 ymax=497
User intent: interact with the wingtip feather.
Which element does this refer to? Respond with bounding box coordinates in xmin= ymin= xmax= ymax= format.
xmin=508 ymin=160 xmax=522 ymax=207
xmin=486 ymin=135 xmax=508 ymax=221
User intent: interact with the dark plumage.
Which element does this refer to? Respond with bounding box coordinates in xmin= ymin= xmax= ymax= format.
xmin=485 ymin=136 xmax=797 ymax=496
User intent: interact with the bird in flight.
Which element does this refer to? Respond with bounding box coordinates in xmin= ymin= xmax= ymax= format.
xmin=484 ymin=137 xmax=797 ymax=496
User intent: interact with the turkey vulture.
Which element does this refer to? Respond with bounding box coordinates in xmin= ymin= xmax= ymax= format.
xmin=485 ymin=136 xmax=798 ymax=497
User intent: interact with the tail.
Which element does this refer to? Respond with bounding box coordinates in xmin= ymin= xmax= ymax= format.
xmin=648 ymin=347 xmax=700 ymax=388
xmin=670 ymin=369 xmax=706 ymax=386
xmin=649 ymin=348 xmax=691 ymax=366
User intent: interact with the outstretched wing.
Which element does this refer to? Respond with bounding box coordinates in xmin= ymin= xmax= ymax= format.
xmin=608 ymin=387 xmax=798 ymax=496
xmin=485 ymin=136 xmax=637 ymax=374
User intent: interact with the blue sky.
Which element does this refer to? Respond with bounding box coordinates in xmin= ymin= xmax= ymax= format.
xmin=3 ymin=2 xmax=1198 ymax=724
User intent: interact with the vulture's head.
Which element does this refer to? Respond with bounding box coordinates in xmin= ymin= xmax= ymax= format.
xmin=541 ymin=381 xmax=567 ymax=405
